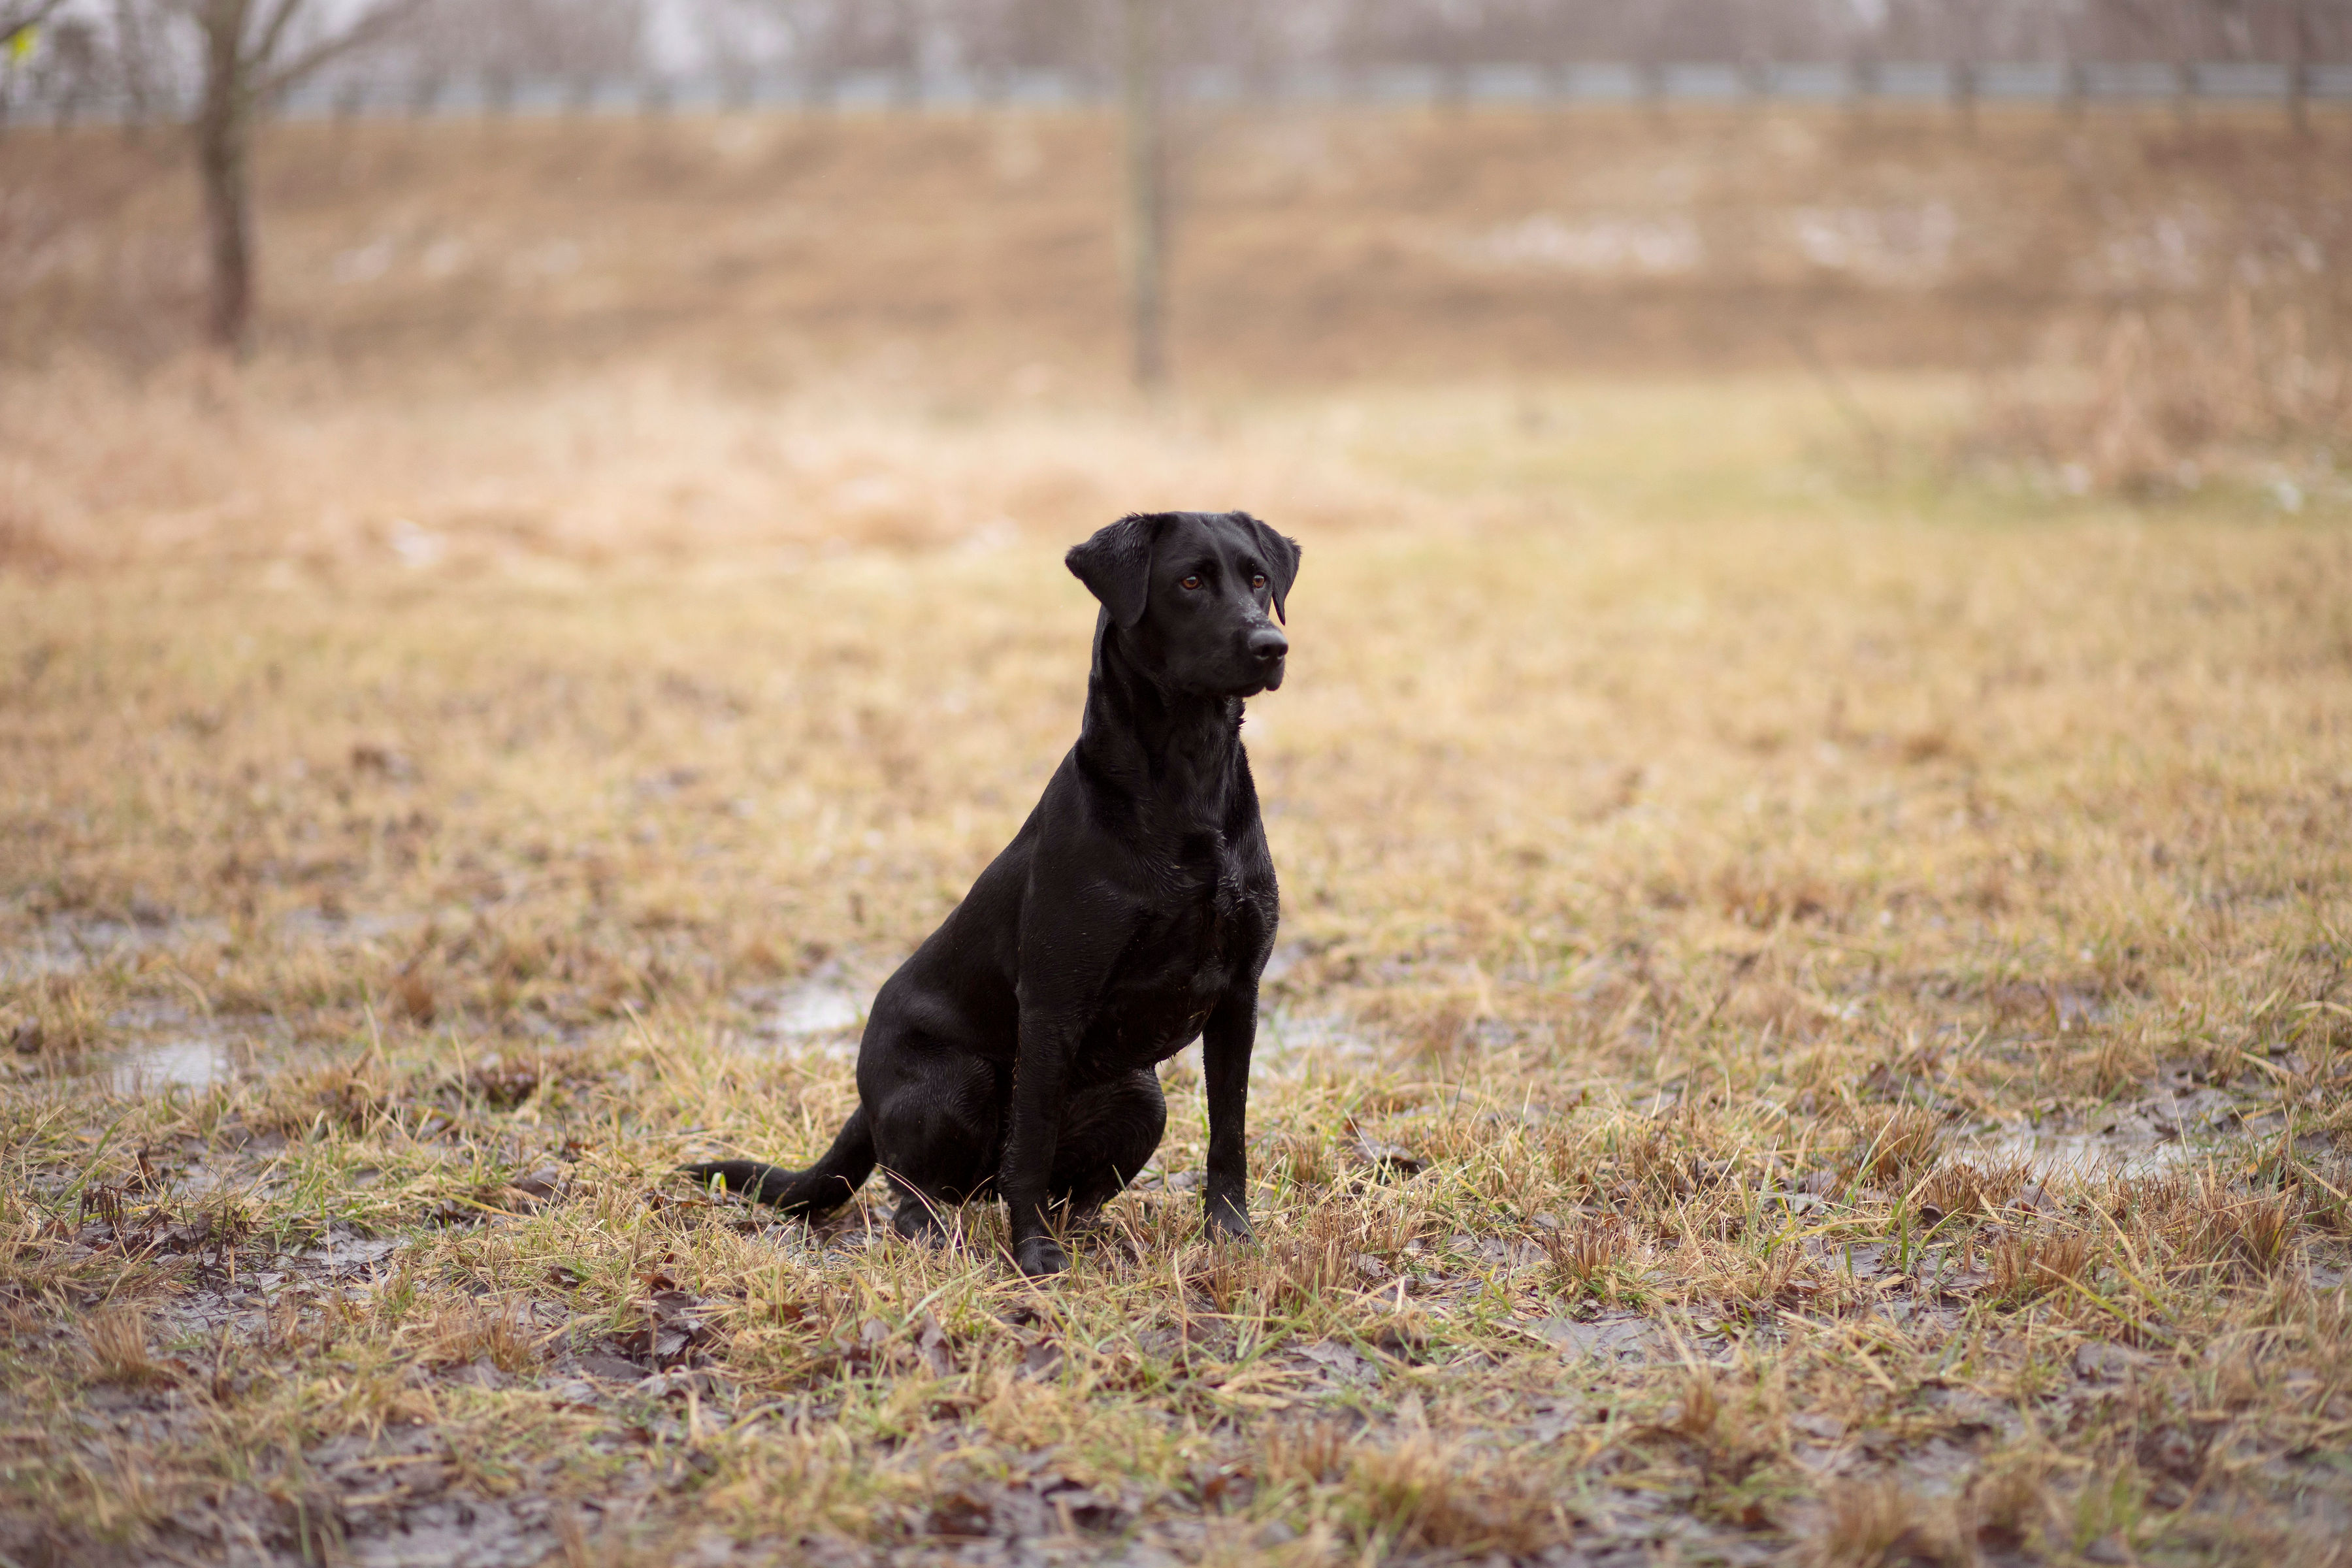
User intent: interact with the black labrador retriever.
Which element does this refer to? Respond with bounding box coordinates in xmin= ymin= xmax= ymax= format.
xmin=684 ymin=510 xmax=1300 ymax=1277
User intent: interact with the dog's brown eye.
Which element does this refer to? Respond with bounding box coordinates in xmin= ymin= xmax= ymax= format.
xmin=1251 ymin=574 xmax=1267 ymax=589
xmin=1181 ymin=575 xmax=1203 ymax=590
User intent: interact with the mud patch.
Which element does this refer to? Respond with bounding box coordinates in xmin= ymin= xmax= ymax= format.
xmin=1258 ymin=1007 xmax=1386 ymax=1079
xmin=1953 ymin=1072 xmax=2254 ymax=1179
xmin=108 ymin=1037 xmax=234 ymax=1094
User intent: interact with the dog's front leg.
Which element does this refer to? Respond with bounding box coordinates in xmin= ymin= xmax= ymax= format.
xmin=998 ymin=1010 xmax=1083 ymax=1277
xmin=1200 ymin=987 xmax=1259 ymax=1242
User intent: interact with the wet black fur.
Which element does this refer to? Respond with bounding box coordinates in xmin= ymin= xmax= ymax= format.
xmin=683 ymin=510 xmax=1301 ymax=1277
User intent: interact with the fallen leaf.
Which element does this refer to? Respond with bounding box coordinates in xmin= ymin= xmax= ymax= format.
xmin=928 ymin=1490 xmax=992 ymax=1538
xmin=1347 ymin=1120 xmax=1426 ymax=1175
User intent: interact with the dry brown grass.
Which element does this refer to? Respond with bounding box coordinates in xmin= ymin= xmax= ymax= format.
xmin=1971 ymin=293 xmax=2352 ymax=497
xmin=80 ymin=1307 xmax=171 ymax=1388
xmin=3 ymin=105 xmax=2347 ymax=387
xmin=1850 ymin=1105 xmax=1944 ymax=1186
xmin=1341 ymin=1435 xmax=1560 ymax=1555
xmin=1541 ymin=1215 xmax=1632 ymax=1299
xmin=0 ymin=107 xmax=2348 ymax=1568
xmin=1987 ymin=1228 xmax=2096 ymax=1305
xmin=1812 ymin=1477 xmax=1965 ymax=1568
xmin=3 ymin=367 xmax=2338 ymax=1559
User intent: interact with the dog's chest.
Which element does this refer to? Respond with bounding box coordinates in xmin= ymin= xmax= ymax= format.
xmin=1094 ymin=838 xmax=1260 ymax=1063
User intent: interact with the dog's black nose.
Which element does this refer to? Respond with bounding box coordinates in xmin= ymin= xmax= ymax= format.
xmin=1249 ymin=627 xmax=1289 ymax=664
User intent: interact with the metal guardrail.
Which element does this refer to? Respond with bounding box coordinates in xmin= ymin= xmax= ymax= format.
xmin=4 ymin=59 xmax=2349 ymax=126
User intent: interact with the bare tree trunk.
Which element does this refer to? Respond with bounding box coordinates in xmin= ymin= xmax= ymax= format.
xmin=1848 ymin=47 xmax=1875 ymax=123
xmin=2288 ymin=0 xmax=2310 ymax=137
xmin=179 ymin=0 xmax=420 ymax=356
xmin=197 ymin=0 xmax=255 ymax=355
xmin=1122 ymin=0 xmax=1166 ymax=392
xmin=1950 ymin=0 xmax=1981 ymax=139
xmin=2171 ymin=0 xmax=2196 ymax=129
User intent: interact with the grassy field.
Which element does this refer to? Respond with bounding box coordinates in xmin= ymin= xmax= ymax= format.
xmin=3 ymin=366 xmax=2349 ymax=1567
xmin=3 ymin=103 xmax=2351 ymax=1568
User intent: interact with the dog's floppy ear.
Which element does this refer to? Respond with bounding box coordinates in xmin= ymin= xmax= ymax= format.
xmin=1235 ymin=511 xmax=1301 ymax=624
xmin=1066 ymin=513 xmax=1163 ymax=629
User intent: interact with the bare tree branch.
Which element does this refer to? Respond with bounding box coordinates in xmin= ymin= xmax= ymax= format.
xmin=0 ymin=0 xmax=70 ymax=50
xmin=245 ymin=0 xmax=304 ymax=74
xmin=259 ymin=0 xmax=428 ymax=95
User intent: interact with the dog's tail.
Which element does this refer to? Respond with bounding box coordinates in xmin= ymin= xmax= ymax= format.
xmin=679 ymin=1106 xmax=875 ymax=1217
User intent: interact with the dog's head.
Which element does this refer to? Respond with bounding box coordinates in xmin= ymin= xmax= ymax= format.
xmin=1066 ymin=511 xmax=1301 ymax=697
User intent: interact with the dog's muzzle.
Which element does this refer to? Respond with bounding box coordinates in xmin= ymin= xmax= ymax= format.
xmin=1247 ymin=626 xmax=1288 ymax=691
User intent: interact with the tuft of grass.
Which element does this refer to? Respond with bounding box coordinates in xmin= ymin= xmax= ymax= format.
xmin=1541 ymin=1216 xmax=1635 ymax=1301
xmin=1963 ymin=1456 xmax=2057 ymax=1558
xmin=81 ymin=1306 xmax=172 ymax=1388
xmin=420 ymin=1297 xmax=545 ymax=1375
xmin=1989 ymin=1228 xmax=2097 ymax=1304
xmin=1916 ymin=1158 xmax=2029 ymax=1220
xmin=2203 ymin=1190 xmax=2298 ymax=1277
xmin=1812 ymin=1478 xmax=1965 ymax=1568
xmin=1851 ymin=1105 xmax=1943 ymax=1187
xmin=1342 ymin=1437 xmax=1558 ymax=1556
xmin=1260 ymin=1419 xmax=1352 ymax=1490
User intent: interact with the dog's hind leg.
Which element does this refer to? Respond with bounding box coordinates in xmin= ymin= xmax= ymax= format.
xmin=1049 ymin=1069 xmax=1169 ymax=1216
xmin=869 ymin=1044 xmax=1004 ymax=1248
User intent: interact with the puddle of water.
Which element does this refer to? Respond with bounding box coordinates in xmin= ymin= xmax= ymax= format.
xmin=1959 ymin=1128 xmax=2201 ymax=1181
xmin=306 ymin=1235 xmax=402 ymax=1273
xmin=110 ymin=1039 xmax=233 ymax=1096
xmin=1257 ymin=1008 xmax=1386 ymax=1079
xmin=3 ymin=907 xmax=418 ymax=983
xmin=1258 ymin=940 xmax=1311 ymax=987
xmin=1532 ymin=1313 xmax=1661 ymax=1364
xmin=725 ymin=979 xmax=873 ymax=1063
xmin=1 ymin=915 xmax=230 ymax=979
xmin=774 ymin=983 xmax=865 ymax=1037
xmin=277 ymin=909 xmax=425 ymax=947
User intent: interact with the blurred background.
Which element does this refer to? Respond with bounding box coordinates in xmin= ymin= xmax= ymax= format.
xmin=0 ymin=0 xmax=2346 ymax=564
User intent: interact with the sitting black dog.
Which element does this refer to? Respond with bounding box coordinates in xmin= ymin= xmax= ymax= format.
xmin=684 ymin=510 xmax=1300 ymax=1277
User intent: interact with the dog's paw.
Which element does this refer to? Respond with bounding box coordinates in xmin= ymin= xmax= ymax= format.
xmin=1203 ymin=1198 xmax=1254 ymax=1244
xmin=1013 ymin=1235 xmax=1070 ymax=1278
xmin=892 ymin=1202 xmax=950 ymax=1246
